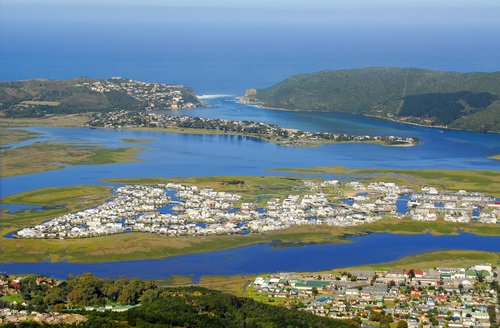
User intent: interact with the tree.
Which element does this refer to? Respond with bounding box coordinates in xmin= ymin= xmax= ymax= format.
xmin=397 ymin=320 xmax=409 ymax=328
xmin=475 ymin=270 xmax=485 ymax=283
xmin=407 ymin=269 xmax=415 ymax=282
xmin=370 ymin=311 xmax=383 ymax=322
xmin=380 ymin=316 xmax=390 ymax=328
xmin=311 ymin=287 xmax=318 ymax=296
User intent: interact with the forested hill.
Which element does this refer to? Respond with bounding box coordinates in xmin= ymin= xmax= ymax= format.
xmin=242 ymin=67 xmax=500 ymax=132
xmin=0 ymin=77 xmax=203 ymax=118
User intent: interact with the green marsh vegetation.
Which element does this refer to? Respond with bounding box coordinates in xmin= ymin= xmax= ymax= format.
xmin=0 ymin=139 xmax=148 ymax=177
xmin=0 ymin=128 xmax=41 ymax=146
xmin=119 ymin=138 xmax=155 ymax=143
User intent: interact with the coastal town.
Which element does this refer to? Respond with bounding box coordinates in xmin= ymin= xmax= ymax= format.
xmin=249 ymin=263 xmax=499 ymax=328
xmin=1 ymin=263 xmax=498 ymax=327
xmin=82 ymin=78 xmax=203 ymax=110
xmin=13 ymin=179 xmax=500 ymax=240
xmin=84 ymin=110 xmax=419 ymax=147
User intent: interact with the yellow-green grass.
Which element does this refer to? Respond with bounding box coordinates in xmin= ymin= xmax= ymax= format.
xmin=0 ymin=128 xmax=41 ymax=146
xmin=119 ymin=138 xmax=156 ymax=143
xmin=359 ymin=216 xmax=500 ymax=236
xmin=352 ymin=250 xmax=500 ymax=272
xmin=0 ymin=114 xmax=91 ymax=128
xmin=362 ymin=322 xmax=398 ymax=328
xmin=266 ymin=167 xmax=500 ymax=197
xmin=0 ymin=185 xmax=116 ymax=236
xmin=156 ymin=274 xmax=195 ymax=286
xmin=20 ymin=101 xmax=61 ymax=106
xmin=1 ymin=140 xmax=147 ymax=177
xmin=1 ymin=294 xmax=24 ymax=303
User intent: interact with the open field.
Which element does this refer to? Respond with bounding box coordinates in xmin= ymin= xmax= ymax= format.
xmin=0 ymin=114 xmax=92 ymax=127
xmin=20 ymin=101 xmax=61 ymax=106
xmin=0 ymin=128 xmax=41 ymax=146
xmin=266 ymin=166 xmax=500 ymax=197
xmin=1 ymin=139 xmax=147 ymax=177
xmin=0 ymin=294 xmax=24 ymax=303
xmin=119 ymin=138 xmax=156 ymax=143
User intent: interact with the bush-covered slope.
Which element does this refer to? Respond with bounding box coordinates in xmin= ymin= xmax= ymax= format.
xmin=0 ymin=77 xmax=202 ymax=118
xmin=244 ymin=67 xmax=500 ymax=131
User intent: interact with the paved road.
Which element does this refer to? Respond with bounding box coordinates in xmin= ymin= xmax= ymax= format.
xmin=243 ymin=280 xmax=251 ymax=293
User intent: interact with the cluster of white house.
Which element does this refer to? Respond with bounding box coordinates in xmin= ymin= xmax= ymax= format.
xmin=346 ymin=181 xmax=499 ymax=224
xmin=251 ymin=264 xmax=497 ymax=326
xmin=15 ymin=185 xmax=170 ymax=239
xmin=14 ymin=180 xmax=500 ymax=239
xmin=407 ymin=187 xmax=499 ymax=223
xmin=83 ymin=78 xmax=198 ymax=110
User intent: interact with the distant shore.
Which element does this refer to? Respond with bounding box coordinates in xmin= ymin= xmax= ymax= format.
xmin=240 ymin=97 xmax=500 ymax=134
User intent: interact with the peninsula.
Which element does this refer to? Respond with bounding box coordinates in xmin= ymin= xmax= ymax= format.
xmin=241 ymin=67 xmax=500 ymax=133
xmin=85 ymin=110 xmax=418 ymax=147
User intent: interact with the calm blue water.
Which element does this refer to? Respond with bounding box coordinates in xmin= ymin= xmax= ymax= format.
xmin=0 ymin=232 xmax=497 ymax=280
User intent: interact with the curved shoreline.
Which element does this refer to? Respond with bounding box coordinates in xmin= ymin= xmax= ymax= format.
xmin=240 ymin=98 xmax=500 ymax=135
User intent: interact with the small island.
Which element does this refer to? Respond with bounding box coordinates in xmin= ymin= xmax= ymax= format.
xmin=0 ymin=133 xmax=147 ymax=177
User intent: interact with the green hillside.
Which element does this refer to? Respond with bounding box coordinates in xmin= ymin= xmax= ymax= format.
xmin=243 ymin=67 xmax=500 ymax=132
xmin=0 ymin=77 xmax=203 ymax=118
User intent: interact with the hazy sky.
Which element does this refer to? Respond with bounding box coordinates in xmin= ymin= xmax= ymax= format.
xmin=3 ymin=0 xmax=500 ymax=25
xmin=5 ymin=0 xmax=500 ymax=7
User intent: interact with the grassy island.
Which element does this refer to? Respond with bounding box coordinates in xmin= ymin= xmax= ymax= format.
xmin=0 ymin=128 xmax=42 ymax=146
xmin=0 ymin=139 xmax=148 ymax=177
xmin=119 ymin=138 xmax=156 ymax=143
xmin=488 ymin=154 xmax=500 ymax=160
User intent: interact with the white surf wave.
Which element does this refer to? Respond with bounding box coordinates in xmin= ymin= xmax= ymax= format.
xmin=197 ymin=94 xmax=235 ymax=99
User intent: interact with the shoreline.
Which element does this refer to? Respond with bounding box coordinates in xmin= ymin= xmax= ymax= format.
xmin=240 ymin=98 xmax=500 ymax=135
xmin=86 ymin=126 xmax=416 ymax=148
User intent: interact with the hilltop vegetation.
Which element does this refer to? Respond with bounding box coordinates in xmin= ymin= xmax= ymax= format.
xmin=243 ymin=67 xmax=500 ymax=132
xmin=0 ymin=77 xmax=203 ymax=118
